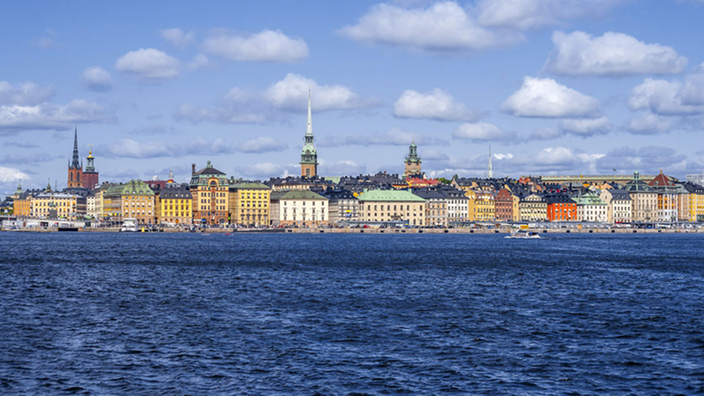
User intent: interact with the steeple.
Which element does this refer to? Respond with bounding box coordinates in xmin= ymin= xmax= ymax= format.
xmin=13 ymin=179 xmax=22 ymax=198
xmin=487 ymin=144 xmax=493 ymax=179
xmin=403 ymin=141 xmax=422 ymax=179
xmin=71 ymin=127 xmax=81 ymax=169
xmin=300 ymin=87 xmax=318 ymax=178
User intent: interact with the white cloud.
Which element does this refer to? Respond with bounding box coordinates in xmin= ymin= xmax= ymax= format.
xmin=680 ymin=63 xmax=704 ymax=105
xmin=266 ymin=73 xmax=372 ymax=111
xmin=559 ymin=116 xmax=611 ymax=136
xmin=628 ymin=78 xmax=704 ymax=115
xmin=501 ymin=76 xmax=601 ymax=118
xmin=0 ymin=81 xmax=54 ymax=105
xmin=338 ymin=1 xmax=521 ymax=53
xmin=203 ymin=29 xmax=308 ymax=63
xmin=476 ymin=0 xmax=629 ymax=30
xmin=0 ymin=99 xmax=108 ymax=131
xmin=159 ymin=28 xmax=195 ymax=48
xmin=81 ymin=67 xmax=112 ymax=92
xmin=188 ymin=54 xmax=210 ymax=70
xmin=627 ymin=112 xmax=678 ymax=135
xmin=104 ymin=138 xmax=174 ymax=158
xmin=393 ymin=89 xmax=480 ymax=121
xmin=0 ymin=166 xmax=29 ymax=183
xmin=238 ymin=137 xmax=288 ymax=153
xmin=596 ymin=146 xmax=687 ymax=174
xmin=546 ymin=31 xmax=687 ymax=77
xmin=319 ymin=159 xmax=367 ymax=176
xmin=452 ymin=122 xmax=512 ymax=141
xmin=319 ymin=127 xmax=449 ymax=147
xmin=234 ymin=162 xmax=291 ymax=179
xmin=115 ymin=48 xmax=180 ymax=80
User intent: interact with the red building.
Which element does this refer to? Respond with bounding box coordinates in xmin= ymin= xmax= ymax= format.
xmin=67 ymin=128 xmax=83 ymax=188
xmin=82 ymin=150 xmax=99 ymax=190
xmin=495 ymin=188 xmax=514 ymax=221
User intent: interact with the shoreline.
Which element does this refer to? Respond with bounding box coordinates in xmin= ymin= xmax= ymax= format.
xmin=2 ymin=227 xmax=701 ymax=234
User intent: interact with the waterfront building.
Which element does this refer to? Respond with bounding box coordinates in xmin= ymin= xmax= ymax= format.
xmin=323 ymin=189 xmax=359 ymax=225
xmin=545 ymin=193 xmax=577 ymax=222
xmin=465 ymin=189 xmax=478 ymax=221
xmin=624 ymin=171 xmax=658 ymax=223
xmin=403 ymin=142 xmax=422 ymax=179
xmin=574 ymin=191 xmax=608 ymax=222
xmin=13 ymin=189 xmax=41 ymax=218
xmin=511 ymin=192 xmax=521 ymax=221
xmin=495 ymin=188 xmax=513 ymax=221
xmin=413 ymin=189 xmax=448 ymax=227
xmin=270 ymin=190 xmax=328 ymax=227
xmin=683 ymin=182 xmax=704 ymax=222
xmin=86 ymin=191 xmax=97 ymax=218
xmin=103 ymin=180 xmax=156 ymax=224
xmin=67 ymin=128 xmax=83 ymax=188
xmin=648 ymin=170 xmax=679 ymax=222
xmin=82 ymin=149 xmax=99 ymax=190
xmin=31 ymin=183 xmax=86 ymax=220
xmin=599 ymin=189 xmax=632 ymax=224
xmin=156 ymin=183 xmax=192 ymax=225
xmin=357 ymin=189 xmax=426 ymax=226
xmin=300 ymin=90 xmax=318 ymax=178
xmin=229 ymin=181 xmax=271 ymax=226
xmin=190 ymin=161 xmax=230 ymax=225
xmin=437 ymin=186 xmax=468 ymax=223
xmin=93 ymin=182 xmax=113 ymax=220
xmin=474 ymin=190 xmax=496 ymax=221
xmin=518 ymin=194 xmax=547 ymax=222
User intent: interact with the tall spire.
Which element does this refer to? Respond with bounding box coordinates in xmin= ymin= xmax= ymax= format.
xmin=487 ymin=144 xmax=493 ymax=179
xmin=71 ymin=127 xmax=80 ymax=169
xmin=306 ymin=86 xmax=313 ymax=137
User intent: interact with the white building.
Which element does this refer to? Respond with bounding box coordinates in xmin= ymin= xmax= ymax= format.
xmin=599 ymin=189 xmax=632 ymax=224
xmin=574 ymin=191 xmax=608 ymax=223
xmin=270 ymin=190 xmax=328 ymax=226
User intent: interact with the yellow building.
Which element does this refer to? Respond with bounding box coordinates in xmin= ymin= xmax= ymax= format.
xmin=474 ymin=190 xmax=495 ymax=221
xmin=685 ymin=183 xmax=704 ymax=222
xmin=465 ymin=189 xmax=477 ymax=221
xmin=190 ymin=161 xmax=230 ymax=225
xmin=156 ymin=183 xmax=192 ymax=225
xmin=511 ymin=194 xmax=520 ymax=221
xmin=357 ymin=189 xmax=426 ymax=226
xmin=31 ymin=191 xmax=85 ymax=219
xmin=103 ymin=180 xmax=156 ymax=224
xmin=229 ymin=182 xmax=271 ymax=226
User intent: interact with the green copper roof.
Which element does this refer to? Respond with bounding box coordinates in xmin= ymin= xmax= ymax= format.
xmin=105 ymin=180 xmax=154 ymax=197
xmin=358 ymin=189 xmax=425 ymax=202
xmin=573 ymin=191 xmax=606 ymax=206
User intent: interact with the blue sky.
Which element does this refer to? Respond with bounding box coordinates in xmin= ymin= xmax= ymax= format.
xmin=2 ymin=0 xmax=704 ymax=196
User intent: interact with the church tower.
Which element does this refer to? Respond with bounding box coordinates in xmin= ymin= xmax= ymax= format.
xmin=487 ymin=144 xmax=493 ymax=179
xmin=300 ymin=88 xmax=318 ymax=178
xmin=82 ymin=146 xmax=100 ymax=190
xmin=67 ymin=128 xmax=84 ymax=188
xmin=403 ymin=141 xmax=422 ymax=179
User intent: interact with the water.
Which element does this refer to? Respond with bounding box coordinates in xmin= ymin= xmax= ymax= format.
xmin=1 ymin=233 xmax=703 ymax=395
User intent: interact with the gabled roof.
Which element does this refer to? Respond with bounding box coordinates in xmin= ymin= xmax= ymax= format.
xmin=648 ymin=170 xmax=675 ymax=188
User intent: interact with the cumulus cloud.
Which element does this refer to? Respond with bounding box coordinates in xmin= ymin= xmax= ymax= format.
xmin=476 ymin=0 xmax=629 ymax=30
xmin=546 ymin=31 xmax=687 ymax=77
xmin=81 ymin=67 xmax=112 ymax=92
xmin=452 ymin=122 xmax=513 ymax=141
xmin=238 ymin=137 xmax=288 ymax=153
xmin=0 ymin=166 xmax=29 ymax=183
xmin=628 ymin=77 xmax=704 ymax=115
xmin=0 ymin=81 xmax=54 ymax=105
xmin=115 ymin=48 xmax=180 ymax=80
xmin=501 ymin=76 xmax=602 ymax=118
xmin=338 ymin=1 xmax=521 ymax=53
xmin=0 ymin=94 xmax=108 ymax=132
xmin=393 ymin=88 xmax=480 ymax=121
xmin=559 ymin=116 xmax=611 ymax=136
xmin=596 ymin=146 xmax=687 ymax=174
xmin=627 ymin=112 xmax=679 ymax=135
xmin=319 ymin=127 xmax=449 ymax=147
xmin=266 ymin=73 xmax=373 ymax=111
xmin=203 ymin=29 xmax=308 ymax=63
xmin=188 ymin=54 xmax=210 ymax=70
xmin=159 ymin=28 xmax=195 ymax=48
xmin=530 ymin=126 xmax=563 ymax=140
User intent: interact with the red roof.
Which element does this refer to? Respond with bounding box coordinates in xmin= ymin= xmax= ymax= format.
xmin=406 ymin=178 xmax=440 ymax=187
xmin=648 ymin=170 xmax=674 ymax=187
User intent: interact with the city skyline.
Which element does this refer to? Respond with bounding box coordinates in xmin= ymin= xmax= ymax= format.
xmin=2 ymin=0 xmax=704 ymax=196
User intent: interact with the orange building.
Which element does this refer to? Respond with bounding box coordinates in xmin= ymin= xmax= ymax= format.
xmin=545 ymin=194 xmax=577 ymax=222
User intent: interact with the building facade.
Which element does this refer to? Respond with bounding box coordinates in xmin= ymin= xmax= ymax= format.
xmin=519 ymin=194 xmax=547 ymax=222
xmin=494 ymin=188 xmax=513 ymax=221
xmin=545 ymin=194 xmax=577 ymax=222
xmin=414 ymin=189 xmax=447 ymax=227
xmin=624 ymin=171 xmax=658 ymax=223
xmin=574 ymin=191 xmax=608 ymax=223
xmin=156 ymin=183 xmax=192 ymax=225
xmin=403 ymin=142 xmax=422 ymax=179
xmin=600 ymin=189 xmax=632 ymax=224
xmin=229 ymin=182 xmax=271 ymax=226
xmin=190 ymin=161 xmax=230 ymax=225
xmin=324 ymin=189 xmax=359 ymax=225
xmin=271 ymin=190 xmax=328 ymax=227
xmin=357 ymin=189 xmax=426 ymax=226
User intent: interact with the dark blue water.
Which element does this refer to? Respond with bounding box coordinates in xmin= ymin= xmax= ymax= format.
xmin=1 ymin=233 xmax=703 ymax=395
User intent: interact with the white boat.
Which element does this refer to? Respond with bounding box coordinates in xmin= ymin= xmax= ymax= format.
xmin=120 ymin=218 xmax=138 ymax=232
xmin=505 ymin=230 xmax=541 ymax=239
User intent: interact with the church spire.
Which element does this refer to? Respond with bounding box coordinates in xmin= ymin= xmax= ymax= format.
xmin=306 ymin=87 xmax=313 ymax=137
xmin=487 ymin=144 xmax=493 ymax=179
xmin=300 ymin=87 xmax=318 ymax=178
xmin=71 ymin=127 xmax=81 ymax=169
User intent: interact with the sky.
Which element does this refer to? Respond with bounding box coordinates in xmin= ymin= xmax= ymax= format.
xmin=2 ymin=0 xmax=704 ymax=197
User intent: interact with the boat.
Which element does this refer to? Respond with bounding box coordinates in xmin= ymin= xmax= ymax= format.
xmin=120 ymin=218 xmax=138 ymax=232
xmin=505 ymin=230 xmax=541 ymax=239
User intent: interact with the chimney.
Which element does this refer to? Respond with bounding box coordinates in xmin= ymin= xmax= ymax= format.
xmin=192 ymin=163 xmax=196 ymax=175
